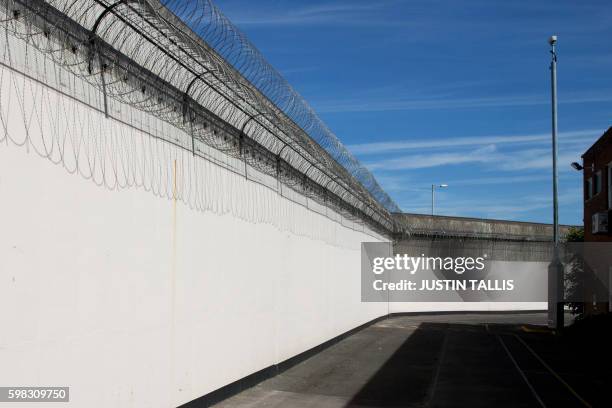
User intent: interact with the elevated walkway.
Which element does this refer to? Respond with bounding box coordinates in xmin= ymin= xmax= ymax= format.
xmin=394 ymin=213 xmax=575 ymax=242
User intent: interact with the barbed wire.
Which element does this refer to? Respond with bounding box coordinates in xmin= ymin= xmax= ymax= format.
xmin=156 ymin=0 xmax=399 ymax=213
xmin=0 ymin=0 xmax=399 ymax=233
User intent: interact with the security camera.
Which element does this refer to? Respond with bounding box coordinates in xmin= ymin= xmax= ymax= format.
xmin=548 ymin=35 xmax=557 ymax=45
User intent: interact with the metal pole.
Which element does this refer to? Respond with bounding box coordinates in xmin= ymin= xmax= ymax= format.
xmin=550 ymin=37 xmax=559 ymax=249
xmin=431 ymin=184 xmax=435 ymax=216
xmin=548 ymin=35 xmax=563 ymax=331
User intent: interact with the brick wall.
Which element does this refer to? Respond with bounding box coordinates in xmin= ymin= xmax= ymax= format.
xmin=583 ymin=127 xmax=612 ymax=242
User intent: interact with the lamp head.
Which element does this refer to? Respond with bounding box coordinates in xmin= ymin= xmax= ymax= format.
xmin=548 ymin=35 xmax=557 ymax=45
xmin=571 ymin=162 xmax=583 ymax=171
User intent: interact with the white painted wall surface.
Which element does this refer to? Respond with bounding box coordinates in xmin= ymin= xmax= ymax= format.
xmin=0 ymin=55 xmax=390 ymax=407
xmin=0 ymin=29 xmax=544 ymax=408
xmin=0 ymin=139 xmax=390 ymax=407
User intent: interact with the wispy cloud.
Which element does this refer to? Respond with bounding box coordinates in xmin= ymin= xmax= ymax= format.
xmin=222 ymin=1 xmax=401 ymax=26
xmin=365 ymin=143 xmax=587 ymax=172
xmin=349 ymin=128 xmax=600 ymax=156
xmin=367 ymin=145 xmax=498 ymax=170
xmin=496 ymin=149 xmax=582 ymax=172
xmin=399 ymin=188 xmax=582 ymax=221
xmin=314 ymin=92 xmax=612 ymax=113
xmin=373 ymin=174 xmax=553 ymax=194
xmin=442 ymin=174 xmax=552 ymax=187
xmin=279 ymin=66 xmax=320 ymax=75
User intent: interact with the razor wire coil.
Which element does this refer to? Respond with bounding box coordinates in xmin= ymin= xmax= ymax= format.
xmin=0 ymin=0 xmax=399 ymax=235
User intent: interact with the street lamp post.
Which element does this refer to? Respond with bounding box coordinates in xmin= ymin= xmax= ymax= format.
xmin=548 ymin=35 xmax=563 ymax=331
xmin=550 ymin=35 xmax=559 ymax=250
xmin=431 ymin=184 xmax=448 ymax=216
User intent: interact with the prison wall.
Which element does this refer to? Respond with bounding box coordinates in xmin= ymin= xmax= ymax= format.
xmin=0 ymin=52 xmax=388 ymax=407
xmin=0 ymin=17 xmax=551 ymax=408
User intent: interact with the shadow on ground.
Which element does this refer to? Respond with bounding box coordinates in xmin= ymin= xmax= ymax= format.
xmin=214 ymin=313 xmax=607 ymax=408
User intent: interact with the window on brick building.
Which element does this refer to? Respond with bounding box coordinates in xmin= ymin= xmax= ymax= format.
xmin=594 ymin=170 xmax=602 ymax=196
xmin=608 ymin=163 xmax=612 ymax=209
xmin=586 ymin=177 xmax=593 ymax=200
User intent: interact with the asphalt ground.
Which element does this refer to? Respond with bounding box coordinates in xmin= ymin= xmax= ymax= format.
xmin=214 ymin=312 xmax=606 ymax=407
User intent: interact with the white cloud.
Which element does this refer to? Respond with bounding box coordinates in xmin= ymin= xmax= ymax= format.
xmin=365 ymin=141 xmax=588 ymax=172
xmin=221 ymin=1 xmax=401 ymax=26
xmin=366 ymin=145 xmax=498 ymax=170
xmin=497 ymin=149 xmax=581 ymax=172
xmin=445 ymin=174 xmax=552 ymax=186
xmin=349 ymin=129 xmax=600 ymax=156
xmin=314 ymin=92 xmax=612 ymax=113
xmin=399 ymin=187 xmax=582 ymax=222
xmin=353 ymin=127 xmax=597 ymax=175
xmin=372 ymin=174 xmax=554 ymax=194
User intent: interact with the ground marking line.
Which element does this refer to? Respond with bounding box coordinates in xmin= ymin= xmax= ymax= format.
xmin=513 ymin=335 xmax=593 ymax=408
xmin=424 ymin=328 xmax=449 ymax=407
xmin=497 ymin=335 xmax=546 ymax=408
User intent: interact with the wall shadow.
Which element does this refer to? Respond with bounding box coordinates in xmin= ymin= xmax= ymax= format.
xmin=346 ymin=322 xmax=447 ymax=407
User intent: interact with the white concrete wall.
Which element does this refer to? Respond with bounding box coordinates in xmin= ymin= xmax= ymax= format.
xmin=0 ymin=54 xmax=389 ymax=407
xmin=0 ymin=27 xmax=543 ymax=408
xmin=0 ymin=128 xmax=389 ymax=408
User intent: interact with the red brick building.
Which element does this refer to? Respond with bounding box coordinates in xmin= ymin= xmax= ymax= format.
xmin=582 ymin=127 xmax=612 ymax=242
xmin=580 ymin=127 xmax=612 ymax=315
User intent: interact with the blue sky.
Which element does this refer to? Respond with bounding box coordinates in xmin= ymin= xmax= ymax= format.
xmin=214 ymin=0 xmax=612 ymax=225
